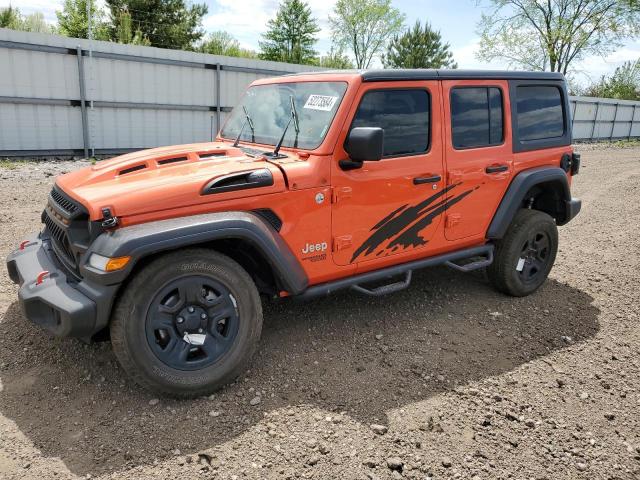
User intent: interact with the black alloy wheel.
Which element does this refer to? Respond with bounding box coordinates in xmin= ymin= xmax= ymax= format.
xmin=487 ymin=209 xmax=559 ymax=297
xmin=110 ymin=249 xmax=263 ymax=397
xmin=145 ymin=275 xmax=240 ymax=370
xmin=517 ymin=230 xmax=552 ymax=285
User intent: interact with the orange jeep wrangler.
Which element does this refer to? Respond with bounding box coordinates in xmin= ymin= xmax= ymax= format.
xmin=7 ymin=69 xmax=581 ymax=397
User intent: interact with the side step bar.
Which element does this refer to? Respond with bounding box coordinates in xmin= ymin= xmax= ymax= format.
xmin=296 ymin=244 xmax=494 ymax=301
xmin=351 ymin=271 xmax=412 ymax=296
xmin=445 ymin=247 xmax=493 ymax=272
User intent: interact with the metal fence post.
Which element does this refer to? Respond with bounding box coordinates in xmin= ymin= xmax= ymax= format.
xmin=571 ymin=99 xmax=578 ymax=131
xmin=590 ymin=102 xmax=600 ymax=141
xmin=610 ymin=102 xmax=619 ymax=141
xmin=76 ymin=46 xmax=89 ymax=158
xmin=215 ymin=63 xmax=221 ymax=136
xmin=629 ymin=105 xmax=637 ymax=140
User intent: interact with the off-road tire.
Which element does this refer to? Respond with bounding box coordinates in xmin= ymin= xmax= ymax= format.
xmin=110 ymin=248 xmax=263 ymax=398
xmin=487 ymin=209 xmax=558 ymax=297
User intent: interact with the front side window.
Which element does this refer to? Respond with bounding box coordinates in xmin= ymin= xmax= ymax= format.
xmin=451 ymin=87 xmax=503 ymax=149
xmin=220 ymin=81 xmax=347 ymax=150
xmin=516 ymin=86 xmax=564 ymax=141
xmin=351 ymin=89 xmax=430 ymax=157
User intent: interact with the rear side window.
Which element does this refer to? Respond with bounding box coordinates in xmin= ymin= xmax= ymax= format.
xmin=351 ymin=89 xmax=430 ymax=157
xmin=451 ymin=87 xmax=503 ymax=149
xmin=516 ymin=86 xmax=564 ymax=141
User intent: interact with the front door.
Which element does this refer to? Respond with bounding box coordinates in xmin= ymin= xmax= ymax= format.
xmin=441 ymin=80 xmax=514 ymax=241
xmin=331 ymin=82 xmax=446 ymax=267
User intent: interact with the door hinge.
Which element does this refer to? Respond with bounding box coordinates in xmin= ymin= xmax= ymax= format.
xmin=331 ymin=186 xmax=352 ymax=203
xmin=333 ymin=235 xmax=352 ymax=251
xmin=447 ymin=172 xmax=463 ymax=185
xmin=445 ymin=213 xmax=462 ymax=229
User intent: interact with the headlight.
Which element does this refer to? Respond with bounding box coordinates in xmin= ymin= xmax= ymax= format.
xmin=88 ymin=253 xmax=131 ymax=272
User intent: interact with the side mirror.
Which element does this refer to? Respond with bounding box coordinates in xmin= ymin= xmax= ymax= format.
xmin=344 ymin=127 xmax=384 ymax=162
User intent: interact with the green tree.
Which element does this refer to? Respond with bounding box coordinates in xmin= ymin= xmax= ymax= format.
xmin=199 ymin=31 xmax=258 ymax=58
xmin=584 ymin=60 xmax=640 ymax=100
xmin=383 ymin=21 xmax=457 ymax=69
xmin=106 ymin=0 xmax=208 ymax=50
xmin=259 ymin=0 xmax=320 ymax=64
xmin=0 ymin=6 xmax=22 ymax=29
xmin=115 ymin=10 xmax=150 ymax=45
xmin=316 ymin=46 xmax=355 ymax=69
xmin=21 ymin=12 xmax=54 ymax=33
xmin=477 ymin=0 xmax=640 ymax=74
xmin=56 ymin=0 xmax=110 ymax=40
xmin=329 ymin=0 xmax=405 ymax=69
xmin=1 ymin=7 xmax=54 ymax=33
xmin=200 ymin=31 xmax=241 ymax=56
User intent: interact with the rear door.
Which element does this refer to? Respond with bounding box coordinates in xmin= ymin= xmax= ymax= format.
xmin=330 ymin=81 xmax=446 ymax=266
xmin=442 ymin=80 xmax=514 ymax=241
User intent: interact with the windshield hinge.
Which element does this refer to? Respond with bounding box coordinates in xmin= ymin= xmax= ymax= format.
xmin=101 ymin=207 xmax=119 ymax=228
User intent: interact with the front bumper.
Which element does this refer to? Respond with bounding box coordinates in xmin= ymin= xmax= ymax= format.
xmin=6 ymin=232 xmax=116 ymax=340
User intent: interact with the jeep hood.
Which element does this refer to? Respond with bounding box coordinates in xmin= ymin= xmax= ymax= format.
xmin=56 ymin=142 xmax=287 ymax=222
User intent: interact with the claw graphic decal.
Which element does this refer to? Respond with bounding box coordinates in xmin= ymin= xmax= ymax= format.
xmin=350 ymin=183 xmax=477 ymax=263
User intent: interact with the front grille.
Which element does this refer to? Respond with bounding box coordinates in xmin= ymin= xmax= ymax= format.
xmin=50 ymin=187 xmax=79 ymax=216
xmin=43 ymin=212 xmax=76 ymax=267
xmin=44 ymin=186 xmax=88 ymax=271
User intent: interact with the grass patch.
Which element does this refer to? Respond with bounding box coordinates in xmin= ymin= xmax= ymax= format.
xmin=0 ymin=159 xmax=28 ymax=170
xmin=611 ymin=139 xmax=640 ymax=148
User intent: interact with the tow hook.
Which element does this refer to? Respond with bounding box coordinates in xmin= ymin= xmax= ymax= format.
xmin=35 ymin=270 xmax=50 ymax=285
xmin=101 ymin=207 xmax=119 ymax=228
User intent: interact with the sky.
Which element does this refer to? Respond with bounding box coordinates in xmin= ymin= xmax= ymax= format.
xmin=3 ymin=0 xmax=640 ymax=86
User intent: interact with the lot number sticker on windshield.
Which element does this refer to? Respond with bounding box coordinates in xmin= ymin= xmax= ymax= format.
xmin=304 ymin=95 xmax=338 ymax=111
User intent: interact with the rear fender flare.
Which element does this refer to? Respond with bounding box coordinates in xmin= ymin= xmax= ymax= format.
xmin=80 ymin=211 xmax=308 ymax=294
xmin=487 ymin=167 xmax=570 ymax=239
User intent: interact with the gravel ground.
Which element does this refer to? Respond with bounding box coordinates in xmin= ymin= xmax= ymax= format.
xmin=0 ymin=147 xmax=639 ymax=480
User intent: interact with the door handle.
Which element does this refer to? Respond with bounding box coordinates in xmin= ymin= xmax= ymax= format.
xmin=413 ymin=174 xmax=441 ymax=185
xmin=485 ymin=164 xmax=509 ymax=174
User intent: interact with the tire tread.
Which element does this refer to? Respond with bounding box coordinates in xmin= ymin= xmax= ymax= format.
xmin=487 ymin=209 xmax=558 ymax=297
xmin=110 ymin=248 xmax=262 ymax=398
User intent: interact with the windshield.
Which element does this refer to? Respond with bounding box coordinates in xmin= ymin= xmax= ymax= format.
xmin=220 ymin=81 xmax=348 ymax=150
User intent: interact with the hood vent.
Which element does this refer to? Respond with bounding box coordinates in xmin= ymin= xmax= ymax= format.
xmin=199 ymin=152 xmax=228 ymax=160
xmin=118 ymin=163 xmax=147 ymax=176
xmin=202 ymin=168 xmax=274 ymax=195
xmin=158 ymin=156 xmax=188 ymax=166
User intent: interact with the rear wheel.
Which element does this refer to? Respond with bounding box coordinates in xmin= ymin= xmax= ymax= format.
xmin=487 ymin=209 xmax=558 ymax=297
xmin=110 ymin=248 xmax=262 ymax=398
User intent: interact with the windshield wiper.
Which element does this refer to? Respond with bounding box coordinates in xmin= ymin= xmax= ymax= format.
xmin=272 ymin=95 xmax=299 ymax=157
xmin=232 ymin=106 xmax=255 ymax=147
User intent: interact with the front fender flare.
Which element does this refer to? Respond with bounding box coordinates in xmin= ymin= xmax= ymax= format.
xmin=80 ymin=211 xmax=308 ymax=294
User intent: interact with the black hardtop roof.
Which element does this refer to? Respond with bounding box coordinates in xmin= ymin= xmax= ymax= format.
xmin=286 ymin=69 xmax=565 ymax=82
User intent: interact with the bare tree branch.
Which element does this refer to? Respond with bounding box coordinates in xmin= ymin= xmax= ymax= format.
xmin=476 ymin=0 xmax=640 ymax=74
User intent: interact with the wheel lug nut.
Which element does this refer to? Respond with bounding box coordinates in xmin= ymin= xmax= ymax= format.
xmin=177 ymin=317 xmax=184 ymax=324
xmin=188 ymin=306 xmax=195 ymax=313
xmin=198 ymin=328 xmax=203 ymax=333
xmin=201 ymin=313 xmax=207 ymax=320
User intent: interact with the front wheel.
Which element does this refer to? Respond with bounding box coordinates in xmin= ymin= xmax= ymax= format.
xmin=110 ymin=248 xmax=262 ymax=398
xmin=487 ymin=209 xmax=558 ymax=297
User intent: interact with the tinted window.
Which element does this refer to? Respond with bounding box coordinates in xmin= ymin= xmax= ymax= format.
xmin=516 ymin=86 xmax=564 ymax=141
xmin=451 ymin=87 xmax=503 ymax=148
xmin=351 ymin=89 xmax=429 ymax=157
